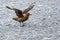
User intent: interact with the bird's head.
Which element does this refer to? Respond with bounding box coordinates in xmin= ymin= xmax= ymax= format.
xmin=28 ymin=13 xmax=32 ymax=16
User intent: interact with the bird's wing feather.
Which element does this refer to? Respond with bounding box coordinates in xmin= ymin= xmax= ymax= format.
xmin=6 ymin=6 xmax=23 ymax=17
xmin=23 ymin=2 xmax=35 ymax=13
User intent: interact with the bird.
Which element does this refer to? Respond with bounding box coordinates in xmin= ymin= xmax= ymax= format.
xmin=6 ymin=2 xmax=35 ymax=27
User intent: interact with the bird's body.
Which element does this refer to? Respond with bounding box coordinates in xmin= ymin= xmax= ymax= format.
xmin=6 ymin=2 xmax=35 ymax=26
xmin=13 ymin=13 xmax=30 ymax=23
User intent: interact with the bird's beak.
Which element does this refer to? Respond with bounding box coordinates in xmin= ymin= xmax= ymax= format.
xmin=29 ymin=14 xmax=32 ymax=15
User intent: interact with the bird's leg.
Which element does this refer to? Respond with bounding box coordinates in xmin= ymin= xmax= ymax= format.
xmin=20 ymin=22 xmax=22 ymax=27
xmin=22 ymin=22 xmax=25 ymax=26
xmin=20 ymin=22 xmax=23 ymax=27
xmin=20 ymin=22 xmax=25 ymax=27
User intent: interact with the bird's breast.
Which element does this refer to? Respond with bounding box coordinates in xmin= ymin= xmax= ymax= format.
xmin=18 ymin=14 xmax=29 ymax=22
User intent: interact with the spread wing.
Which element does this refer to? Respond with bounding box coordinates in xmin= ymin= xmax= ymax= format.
xmin=23 ymin=2 xmax=35 ymax=13
xmin=6 ymin=6 xmax=23 ymax=18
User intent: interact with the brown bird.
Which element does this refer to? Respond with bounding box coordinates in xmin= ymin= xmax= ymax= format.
xmin=6 ymin=2 xmax=35 ymax=27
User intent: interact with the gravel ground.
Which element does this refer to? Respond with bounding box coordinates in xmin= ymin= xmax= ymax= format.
xmin=0 ymin=0 xmax=60 ymax=40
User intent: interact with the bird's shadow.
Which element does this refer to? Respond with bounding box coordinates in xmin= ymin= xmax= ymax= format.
xmin=19 ymin=22 xmax=32 ymax=28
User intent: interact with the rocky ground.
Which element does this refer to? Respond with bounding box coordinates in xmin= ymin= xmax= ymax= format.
xmin=0 ymin=0 xmax=60 ymax=40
